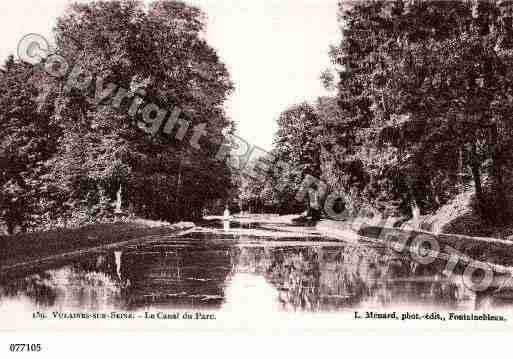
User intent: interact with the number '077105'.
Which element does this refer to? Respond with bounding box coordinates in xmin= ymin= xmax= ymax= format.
xmin=9 ymin=344 xmax=42 ymax=352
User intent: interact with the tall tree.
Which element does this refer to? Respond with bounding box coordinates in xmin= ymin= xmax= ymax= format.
xmin=324 ymin=0 xmax=513 ymax=223
xmin=0 ymin=56 xmax=60 ymax=233
xmin=268 ymin=102 xmax=323 ymax=216
xmin=49 ymin=0 xmax=234 ymax=222
xmin=0 ymin=0 xmax=235 ymax=232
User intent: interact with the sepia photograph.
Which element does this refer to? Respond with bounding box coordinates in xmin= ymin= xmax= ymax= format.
xmin=2 ymin=0 xmax=513 ymax=347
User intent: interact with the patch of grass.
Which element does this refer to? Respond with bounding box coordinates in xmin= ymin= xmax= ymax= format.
xmin=0 ymin=219 xmax=181 ymax=269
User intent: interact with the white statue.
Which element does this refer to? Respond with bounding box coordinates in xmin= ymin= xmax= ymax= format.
xmin=223 ymin=207 xmax=231 ymax=220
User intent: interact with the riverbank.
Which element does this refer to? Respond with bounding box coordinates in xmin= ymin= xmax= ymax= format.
xmin=314 ymin=217 xmax=513 ymax=272
xmin=0 ymin=219 xmax=195 ymax=274
xmin=357 ymin=225 xmax=513 ymax=267
xmin=4 ymin=212 xmax=513 ymax=282
xmin=219 ymin=215 xmax=513 ymax=266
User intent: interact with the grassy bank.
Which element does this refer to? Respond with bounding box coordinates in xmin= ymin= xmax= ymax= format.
xmin=399 ymin=190 xmax=513 ymax=240
xmin=0 ymin=219 xmax=194 ymax=270
xmin=357 ymin=225 xmax=513 ymax=268
xmin=316 ymin=213 xmax=513 ymax=269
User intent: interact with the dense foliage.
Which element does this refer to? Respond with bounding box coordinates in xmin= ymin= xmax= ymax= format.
xmin=243 ymin=0 xmax=513 ymax=226
xmin=0 ymin=0 xmax=234 ymax=234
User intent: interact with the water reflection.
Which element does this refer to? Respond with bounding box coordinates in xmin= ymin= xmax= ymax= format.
xmin=1 ymin=236 xmax=512 ymax=313
xmin=114 ymin=251 xmax=122 ymax=280
xmin=232 ymin=245 xmax=477 ymax=311
xmin=119 ymin=247 xmax=232 ymax=310
xmin=0 ymin=259 xmax=122 ymax=310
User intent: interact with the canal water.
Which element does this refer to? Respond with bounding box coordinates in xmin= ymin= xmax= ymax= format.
xmin=1 ymin=220 xmax=512 ymax=315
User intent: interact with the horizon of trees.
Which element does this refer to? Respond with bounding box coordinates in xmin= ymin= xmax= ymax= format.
xmin=4 ymin=0 xmax=513 ymax=234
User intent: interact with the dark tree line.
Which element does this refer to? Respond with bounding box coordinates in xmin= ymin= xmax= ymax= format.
xmin=0 ymin=0 xmax=234 ymax=234
xmin=240 ymin=0 xmax=513 ymax=228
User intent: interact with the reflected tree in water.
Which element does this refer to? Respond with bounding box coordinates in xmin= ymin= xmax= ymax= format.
xmin=0 ymin=272 xmax=58 ymax=307
xmin=0 ymin=243 xmax=487 ymax=313
xmin=0 ymin=258 xmax=122 ymax=310
xmin=234 ymin=245 xmax=478 ymax=311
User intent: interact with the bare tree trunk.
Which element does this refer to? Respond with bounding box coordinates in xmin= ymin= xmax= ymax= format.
xmin=411 ymin=199 xmax=421 ymax=225
xmin=492 ymin=153 xmax=506 ymax=223
xmin=115 ymin=183 xmax=123 ymax=213
xmin=406 ymin=180 xmax=420 ymax=226
xmin=470 ymin=157 xmax=485 ymax=218
xmin=458 ymin=147 xmax=465 ymax=191
xmin=175 ymin=151 xmax=183 ymax=221
xmin=305 ymin=192 xmax=312 ymax=217
xmin=490 ymin=125 xmax=507 ymax=224
xmin=6 ymin=222 xmax=15 ymax=235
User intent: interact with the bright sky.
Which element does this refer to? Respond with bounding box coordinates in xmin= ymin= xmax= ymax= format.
xmin=0 ymin=0 xmax=340 ymax=150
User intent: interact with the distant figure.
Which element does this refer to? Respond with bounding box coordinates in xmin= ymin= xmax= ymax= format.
xmin=114 ymin=251 xmax=122 ymax=280
xmin=114 ymin=184 xmax=123 ymax=214
xmin=223 ymin=207 xmax=231 ymax=231
xmin=223 ymin=207 xmax=231 ymax=220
